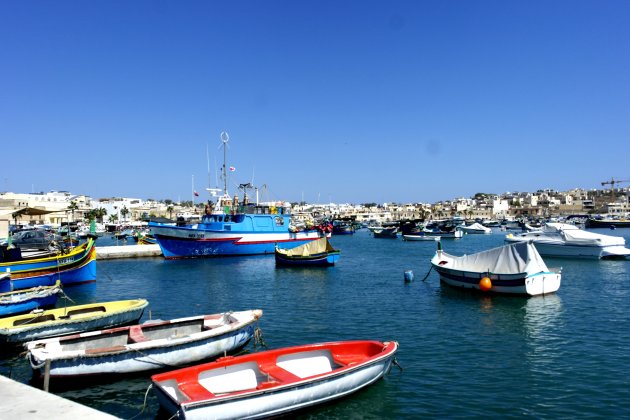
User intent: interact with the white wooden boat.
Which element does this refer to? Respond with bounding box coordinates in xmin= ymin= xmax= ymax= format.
xmin=0 ymin=299 xmax=148 ymax=344
xmin=26 ymin=309 xmax=263 ymax=378
xmin=151 ymin=340 xmax=398 ymax=419
xmin=402 ymin=234 xmax=441 ymax=241
xmin=431 ymin=241 xmax=561 ymax=296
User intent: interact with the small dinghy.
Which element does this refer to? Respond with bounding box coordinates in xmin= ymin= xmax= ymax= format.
xmin=0 ymin=299 xmax=148 ymax=344
xmin=151 ymin=340 xmax=398 ymax=419
xmin=26 ymin=309 xmax=263 ymax=378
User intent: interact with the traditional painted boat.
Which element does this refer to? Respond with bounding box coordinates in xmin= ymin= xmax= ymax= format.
xmin=505 ymin=223 xmax=630 ymax=259
xmin=0 ymin=238 xmax=96 ymax=287
xmin=274 ymin=237 xmax=340 ymax=266
xmin=138 ymin=235 xmax=158 ymax=245
xmin=431 ymin=241 xmax=561 ymax=296
xmin=0 ymin=298 xmax=148 ymax=344
xmin=0 ymin=280 xmax=62 ymax=317
xmin=151 ymin=340 xmax=399 ymax=419
xmin=149 ymin=133 xmax=323 ymax=258
xmin=26 ymin=309 xmax=263 ymax=378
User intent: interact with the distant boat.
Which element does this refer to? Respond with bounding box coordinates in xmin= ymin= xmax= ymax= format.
xmin=275 ymin=237 xmax=340 ymax=266
xmin=505 ymin=222 xmax=630 ymax=259
xmin=332 ymin=220 xmax=355 ymax=235
xmin=151 ymin=340 xmax=399 ymax=419
xmin=0 ymin=298 xmax=148 ymax=344
xmin=431 ymin=241 xmax=561 ymax=296
xmin=372 ymin=226 xmax=398 ymax=238
xmin=456 ymin=222 xmax=492 ymax=234
xmin=0 ymin=280 xmax=61 ymax=317
xmin=26 ymin=309 xmax=262 ymax=378
xmin=402 ymin=234 xmax=440 ymax=241
xmin=585 ymin=217 xmax=630 ymax=229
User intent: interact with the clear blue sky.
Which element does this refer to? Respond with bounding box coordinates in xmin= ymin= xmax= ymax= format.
xmin=1 ymin=1 xmax=629 ymax=204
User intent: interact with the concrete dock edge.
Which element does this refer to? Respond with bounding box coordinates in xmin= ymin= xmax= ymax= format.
xmin=0 ymin=375 xmax=119 ymax=419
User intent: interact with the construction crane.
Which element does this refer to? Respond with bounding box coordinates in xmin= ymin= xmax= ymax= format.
xmin=601 ymin=177 xmax=630 ymax=201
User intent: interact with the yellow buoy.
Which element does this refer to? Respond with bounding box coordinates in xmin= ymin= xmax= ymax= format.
xmin=479 ymin=276 xmax=492 ymax=292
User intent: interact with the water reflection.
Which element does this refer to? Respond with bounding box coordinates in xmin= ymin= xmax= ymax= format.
xmin=522 ymin=294 xmax=564 ymax=375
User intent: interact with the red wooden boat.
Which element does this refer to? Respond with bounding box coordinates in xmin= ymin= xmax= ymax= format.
xmin=152 ymin=340 xmax=398 ymax=419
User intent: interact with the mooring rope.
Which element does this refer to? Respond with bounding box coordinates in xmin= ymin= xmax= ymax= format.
xmin=254 ymin=326 xmax=267 ymax=349
xmin=129 ymin=384 xmax=153 ymax=420
xmin=392 ymin=357 xmax=404 ymax=372
xmin=420 ymin=265 xmax=433 ymax=281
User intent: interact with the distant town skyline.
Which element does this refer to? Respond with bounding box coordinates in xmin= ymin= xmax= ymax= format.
xmin=2 ymin=2 xmax=629 ymax=203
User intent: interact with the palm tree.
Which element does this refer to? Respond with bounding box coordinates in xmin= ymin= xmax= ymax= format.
xmin=166 ymin=205 xmax=174 ymax=219
xmin=95 ymin=208 xmax=107 ymax=223
xmin=120 ymin=206 xmax=130 ymax=222
xmin=67 ymin=200 xmax=79 ymax=223
xmin=108 ymin=214 xmax=118 ymax=224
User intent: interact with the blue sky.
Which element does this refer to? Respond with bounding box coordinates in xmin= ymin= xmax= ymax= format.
xmin=1 ymin=1 xmax=629 ymax=204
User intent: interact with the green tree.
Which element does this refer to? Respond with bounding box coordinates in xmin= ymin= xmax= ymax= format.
xmin=120 ymin=206 xmax=130 ymax=222
xmin=166 ymin=205 xmax=174 ymax=219
xmin=67 ymin=200 xmax=79 ymax=222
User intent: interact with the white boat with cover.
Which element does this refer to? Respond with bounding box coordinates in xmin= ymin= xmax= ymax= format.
xmin=505 ymin=223 xmax=630 ymax=259
xmin=431 ymin=241 xmax=561 ymax=296
xmin=456 ymin=222 xmax=492 ymax=234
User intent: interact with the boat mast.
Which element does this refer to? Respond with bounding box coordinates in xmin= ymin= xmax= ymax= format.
xmin=220 ymin=131 xmax=229 ymax=197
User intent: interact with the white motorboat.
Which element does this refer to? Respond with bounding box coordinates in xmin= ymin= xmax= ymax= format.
xmin=505 ymin=223 xmax=630 ymax=259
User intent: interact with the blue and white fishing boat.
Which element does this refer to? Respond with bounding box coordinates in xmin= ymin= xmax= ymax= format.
xmin=149 ymin=133 xmax=323 ymax=259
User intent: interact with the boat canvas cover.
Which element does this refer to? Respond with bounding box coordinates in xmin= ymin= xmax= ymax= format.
xmin=444 ymin=242 xmax=550 ymax=275
xmin=546 ymin=223 xmax=625 ymax=247
xmin=279 ymin=237 xmax=331 ymax=257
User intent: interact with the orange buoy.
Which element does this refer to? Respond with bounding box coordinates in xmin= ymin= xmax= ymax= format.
xmin=479 ymin=277 xmax=492 ymax=292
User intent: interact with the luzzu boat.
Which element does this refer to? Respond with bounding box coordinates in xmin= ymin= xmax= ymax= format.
xmin=149 ymin=132 xmax=322 ymax=259
xmin=0 ymin=238 xmax=96 ymax=288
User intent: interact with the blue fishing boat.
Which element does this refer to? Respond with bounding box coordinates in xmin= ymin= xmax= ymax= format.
xmin=0 ymin=280 xmax=62 ymax=317
xmin=149 ymin=133 xmax=323 ymax=259
xmin=0 ymin=238 xmax=96 ymax=288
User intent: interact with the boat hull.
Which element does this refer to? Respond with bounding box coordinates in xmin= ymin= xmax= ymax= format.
xmin=274 ymin=251 xmax=340 ymax=266
xmin=152 ymin=340 xmax=398 ymax=420
xmin=151 ymin=225 xmax=322 ymax=259
xmin=432 ymin=263 xmax=561 ymax=296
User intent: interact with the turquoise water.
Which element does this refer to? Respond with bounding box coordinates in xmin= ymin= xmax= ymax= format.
xmin=1 ymin=229 xmax=629 ymax=418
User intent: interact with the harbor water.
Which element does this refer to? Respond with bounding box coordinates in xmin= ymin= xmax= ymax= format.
xmin=1 ymin=229 xmax=629 ymax=418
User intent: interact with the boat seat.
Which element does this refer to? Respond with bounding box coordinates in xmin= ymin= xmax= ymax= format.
xmin=129 ymin=326 xmax=148 ymax=343
xmin=258 ymin=362 xmax=301 ymax=383
xmin=179 ymin=381 xmax=215 ymax=401
xmin=332 ymin=354 xmax=364 ymax=366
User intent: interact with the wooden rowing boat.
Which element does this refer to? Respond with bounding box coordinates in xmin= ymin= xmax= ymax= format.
xmin=26 ymin=309 xmax=263 ymax=378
